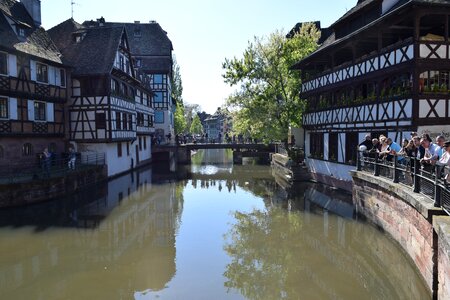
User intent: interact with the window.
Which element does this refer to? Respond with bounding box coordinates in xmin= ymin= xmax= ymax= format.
xmin=139 ymin=137 xmax=142 ymax=150
xmin=143 ymin=137 xmax=147 ymax=150
xmin=137 ymin=113 xmax=144 ymax=126
xmin=155 ymin=111 xmax=164 ymax=123
xmin=310 ymin=133 xmax=324 ymax=159
xmin=96 ymin=113 xmax=106 ymax=129
xmin=60 ymin=69 xmax=66 ymax=87
xmin=22 ymin=143 xmax=33 ymax=156
xmin=0 ymin=97 xmax=7 ymax=118
xmin=117 ymin=142 xmax=122 ymax=157
xmin=129 ymin=114 xmax=132 ymax=130
xmin=36 ymin=63 xmax=48 ymax=83
xmin=0 ymin=52 xmax=6 ymax=75
xmin=149 ymin=115 xmax=154 ymax=127
xmin=345 ymin=132 xmax=358 ymax=164
xmin=119 ymin=55 xmax=124 ymax=71
xmin=18 ymin=28 xmax=25 ymax=37
xmin=328 ymin=133 xmax=339 ymax=161
xmin=135 ymin=58 xmax=142 ymax=67
xmin=154 ymin=92 xmax=163 ymax=103
xmin=153 ymin=74 xmax=163 ymax=84
xmin=134 ymin=29 xmax=141 ymax=37
xmin=112 ymin=79 xmax=119 ymax=93
xmin=0 ymin=145 xmax=4 ymax=159
xmin=34 ymin=101 xmax=46 ymax=121
xmin=126 ymin=142 xmax=130 ymax=156
xmin=122 ymin=113 xmax=127 ymax=130
xmin=116 ymin=112 xmax=122 ymax=130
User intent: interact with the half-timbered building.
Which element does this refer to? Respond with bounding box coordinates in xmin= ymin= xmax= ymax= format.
xmin=49 ymin=18 xmax=154 ymax=177
xmin=104 ymin=20 xmax=175 ymax=142
xmin=0 ymin=0 xmax=69 ymax=166
xmin=293 ymin=0 xmax=450 ymax=190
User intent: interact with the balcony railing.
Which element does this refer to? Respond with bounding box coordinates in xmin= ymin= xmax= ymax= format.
xmin=357 ymin=150 xmax=450 ymax=216
xmin=301 ymin=38 xmax=416 ymax=94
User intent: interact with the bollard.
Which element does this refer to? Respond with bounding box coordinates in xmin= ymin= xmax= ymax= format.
xmin=356 ymin=150 xmax=362 ymax=171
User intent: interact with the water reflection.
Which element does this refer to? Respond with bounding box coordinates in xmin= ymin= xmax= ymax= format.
xmin=223 ymin=183 xmax=430 ymax=300
xmin=0 ymin=167 xmax=182 ymax=299
xmin=0 ymin=149 xmax=431 ymax=299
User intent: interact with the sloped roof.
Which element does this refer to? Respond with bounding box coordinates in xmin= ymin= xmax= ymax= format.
xmin=0 ymin=0 xmax=62 ymax=64
xmin=48 ymin=19 xmax=124 ymax=75
xmin=140 ymin=56 xmax=172 ymax=73
xmin=294 ymin=0 xmax=450 ymax=69
xmin=330 ymin=0 xmax=380 ymax=28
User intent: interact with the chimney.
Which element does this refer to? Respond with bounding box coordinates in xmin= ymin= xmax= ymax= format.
xmin=134 ymin=21 xmax=140 ymax=24
xmin=21 ymin=0 xmax=41 ymax=27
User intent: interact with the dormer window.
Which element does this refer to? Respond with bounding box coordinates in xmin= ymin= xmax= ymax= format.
xmin=73 ymin=32 xmax=86 ymax=43
xmin=18 ymin=28 xmax=25 ymax=37
xmin=135 ymin=58 xmax=142 ymax=67
xmin=36 ymin=63 xmax=48 ymax=83
xmin=0 ymin=52 xmax=7 ymax=75
xmin=134 ymin=29 xmax=141 ymax=37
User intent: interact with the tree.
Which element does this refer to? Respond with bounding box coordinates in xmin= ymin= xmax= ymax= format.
xmin=222 ymin=24 xmax=320 ymax=142
xmin=172 ymin=56 xmax=186 ymax=133
xmin=190 ymin=114 xmax=203 ymax=134
xmin=184 ymin=103 xmax=201 ymax=131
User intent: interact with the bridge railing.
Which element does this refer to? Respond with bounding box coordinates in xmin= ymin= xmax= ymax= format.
xmin=356 ymin=150 xmax=450 ymax=216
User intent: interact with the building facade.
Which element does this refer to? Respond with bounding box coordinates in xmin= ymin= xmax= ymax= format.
xmin=106 ymin=20 xmax=175 ymax=143
xmin=49 ymin=18 xmax=154 ymax=177
xmin=0 ymin=0 xmax=69 ymax=167
xmin=293 ymin=0 xmax=450 ymax=190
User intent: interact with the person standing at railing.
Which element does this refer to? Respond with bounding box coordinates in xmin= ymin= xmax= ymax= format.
xmin=359 ymin=134 xmax=373 ymax=151
xmin=68 ymin=147 xmax=76 ymax=170
xmin=435 ymin=135 xmax=446 ymax=159
xmin=420 ymin=135 xmax=440 ymax=166
xmin=386 ymin=138 xmax=402 ymax=162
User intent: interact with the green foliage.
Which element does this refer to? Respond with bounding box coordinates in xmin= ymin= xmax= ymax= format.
xmin=223 ymin=207 xmax=303 ymax=299
xmin=222 ymin=24 xmax=320 ymax=142
xmin=172 ymin=56 xmax=186 ymax=134
xmin=190 ymin=114 xmax=203 ymax=134
xmin=174 ymin=101 xmax=186 ymax=134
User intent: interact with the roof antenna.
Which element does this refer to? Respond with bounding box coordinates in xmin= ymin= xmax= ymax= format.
xmin=71 ymin=0 xmax=79 ymax=19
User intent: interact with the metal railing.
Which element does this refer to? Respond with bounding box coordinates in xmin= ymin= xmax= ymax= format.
xmin=356 ymin=150 xmax=450 ymax=215
xmin=0 ymin=152 xmax=105 ymax=184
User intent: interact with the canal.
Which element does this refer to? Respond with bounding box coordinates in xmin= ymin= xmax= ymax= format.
xmin=0 ymin=149 xmax=430 ymax=299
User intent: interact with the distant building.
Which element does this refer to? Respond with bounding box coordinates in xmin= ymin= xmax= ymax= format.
xmin=292 ymin=0 xmax=450 ymax=190
xmin=0 ymin=0 xmax=69 ymax=166
xmin=49 ymin=18 xmax=154 ymax=177
xmin=203 ymin=108 xmax=231 ymax=142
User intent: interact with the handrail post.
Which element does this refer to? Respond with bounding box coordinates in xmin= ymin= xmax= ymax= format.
xmin=413 ymin=158 xmax=421 ymax=193
xmin=374 ymin=152 xmax=380 ymax=176
xmin=393 ymin=155 xmax=399 ymax=183
xmin=434 ymin=165 xmax=442 ymax=208
xmin=356 ymin=150 xmax=362 ymax=171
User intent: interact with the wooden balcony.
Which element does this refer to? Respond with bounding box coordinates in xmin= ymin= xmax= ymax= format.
xmin=301 ymin=39 xmax=416 ymax=94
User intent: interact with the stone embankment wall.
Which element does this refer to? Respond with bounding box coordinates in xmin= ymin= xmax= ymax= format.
xmin=0 ymin=166 xmax=107 ymax=207
xmin=351 ymin=171 xmax=450 ymax=299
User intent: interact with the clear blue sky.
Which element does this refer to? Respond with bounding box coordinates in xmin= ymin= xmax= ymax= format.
xmin=41 ymin=0 xmax=357 ymax=114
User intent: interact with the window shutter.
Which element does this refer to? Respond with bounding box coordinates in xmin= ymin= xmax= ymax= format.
xmin=8 ymin=54 xmax=17 ymax=77
xmin=46 ymin=102 xmax=54 ymax=122
xmin=27 ymin=100 xmax=34 ymax=121
xmin=55 ymin=68 xmax=61 ymax=86
xmin=48 ymin=66 xmax=56 ymax=85
xmin=8 ymin=98 xmax=17 ymax=120
xmin=30 ymin=60 xmax=36 ymax=81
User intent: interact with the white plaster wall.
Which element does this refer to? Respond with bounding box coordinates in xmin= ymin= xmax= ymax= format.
xmin=78 ymin=143 xmax=132 ymax=177
xmin=306 ymin=159 xmax=355 ymax=182
xmin=305 ymin=131 xmax=311 ymax=156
